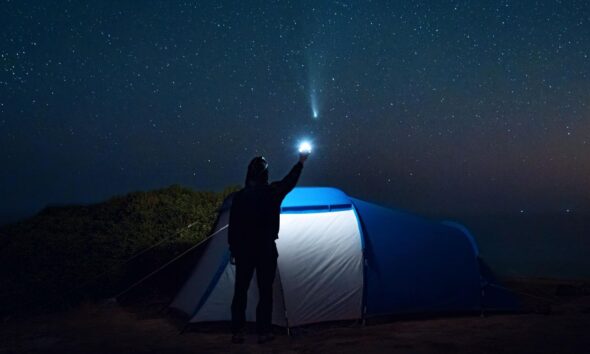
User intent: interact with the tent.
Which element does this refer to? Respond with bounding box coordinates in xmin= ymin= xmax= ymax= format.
xmin=170 ymin=187 xmax=518 ymax=328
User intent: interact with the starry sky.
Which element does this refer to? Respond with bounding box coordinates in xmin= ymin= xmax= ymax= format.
xmin=1 ymin=1 xmax=589 ymax=223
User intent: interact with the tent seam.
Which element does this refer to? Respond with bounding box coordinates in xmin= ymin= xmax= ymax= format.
xmin=351 ymin=204 xmax=368 ymax=320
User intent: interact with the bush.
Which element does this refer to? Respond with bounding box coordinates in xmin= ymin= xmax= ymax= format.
xmin=0 ymin=184 xmax=239 ymax=314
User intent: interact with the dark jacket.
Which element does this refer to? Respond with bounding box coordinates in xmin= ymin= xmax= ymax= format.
xmin=228 ymin=162 xmax=303 ymax=257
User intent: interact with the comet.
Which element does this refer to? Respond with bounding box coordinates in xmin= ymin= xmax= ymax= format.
xmin=310 ymin=87 xmax=319 ymax=119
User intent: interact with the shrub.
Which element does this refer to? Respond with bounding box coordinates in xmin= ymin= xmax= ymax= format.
xmin=0 ymin=185 xmax=238 ymax=314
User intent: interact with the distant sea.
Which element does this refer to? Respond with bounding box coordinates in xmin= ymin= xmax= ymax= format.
xmin=0 ymin=210 xmax=37 ymax=227
xmin=447 ymin=213 xmax=590 ymax=280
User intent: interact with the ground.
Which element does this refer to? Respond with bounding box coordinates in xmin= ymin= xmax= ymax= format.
xmin=2 ymin=280 xmax=589 ymax=354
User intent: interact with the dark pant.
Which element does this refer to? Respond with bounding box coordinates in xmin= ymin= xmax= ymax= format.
xmin=231 ymin=246 xmax=278 ymax=335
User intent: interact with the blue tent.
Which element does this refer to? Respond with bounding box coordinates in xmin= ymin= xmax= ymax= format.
xmin=171 ymin=187 xmax=518 ymax=327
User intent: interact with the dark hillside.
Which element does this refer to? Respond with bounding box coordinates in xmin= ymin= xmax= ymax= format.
xmin=0 ymin=185 xmax=238 ymax=315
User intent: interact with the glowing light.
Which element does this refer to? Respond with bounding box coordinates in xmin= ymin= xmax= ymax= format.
xmin=313 ymin=109 xmax=318 ymax=119
xmin=298 ymin=141 xmax=312 ymax=154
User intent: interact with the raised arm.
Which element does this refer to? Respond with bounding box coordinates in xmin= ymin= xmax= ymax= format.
xmin=272 ymin=153 xmax=308 ymax=200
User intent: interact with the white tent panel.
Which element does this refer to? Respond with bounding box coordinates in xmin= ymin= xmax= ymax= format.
xmin=169 ymin=223 xmax=229 ymax=315
xmin=276 ymin=210 xmax=364 ymax=326
xmin=190 ymin=262 xmax=245 ymax=322
xmin=190 ymin=258 xmax=288 ymax=326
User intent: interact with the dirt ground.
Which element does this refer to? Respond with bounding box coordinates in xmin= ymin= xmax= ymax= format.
xmin=2 ymin=280 xmax=590 ymax=354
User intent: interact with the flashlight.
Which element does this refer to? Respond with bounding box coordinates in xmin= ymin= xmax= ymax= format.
xmin=298 ymin=141 xmax=312 ymax=154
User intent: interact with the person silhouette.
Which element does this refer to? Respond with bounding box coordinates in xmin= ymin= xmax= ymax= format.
xmin=228 ymin=152 xmax=309 ymax=344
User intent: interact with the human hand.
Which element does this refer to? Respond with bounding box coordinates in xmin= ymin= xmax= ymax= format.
xmin=299 ymin=152 xmax=309 ymax=164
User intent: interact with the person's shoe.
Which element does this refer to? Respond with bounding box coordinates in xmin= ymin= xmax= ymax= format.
xmin=257 ymin=332 xmax=275 ymax=344
xmin=231 ymin=330 xmax=245 ymax=344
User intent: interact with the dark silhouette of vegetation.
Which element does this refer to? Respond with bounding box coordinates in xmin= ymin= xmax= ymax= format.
xmin=0 ymin=185 xmax=238 ymax=315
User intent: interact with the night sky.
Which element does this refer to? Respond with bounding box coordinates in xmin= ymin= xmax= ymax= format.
xmin=2 ymin=1 xmax=589 ymax=223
